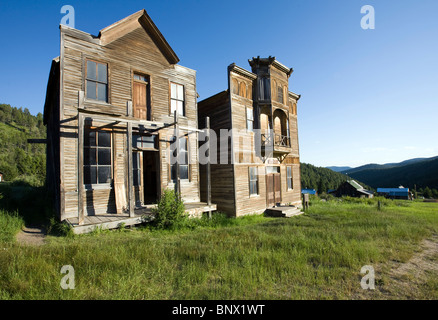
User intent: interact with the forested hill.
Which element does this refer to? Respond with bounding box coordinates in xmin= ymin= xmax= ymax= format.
xmin=0 ymin=103 xmax=46 ymax=185
xmin=344 ymin=157 xmax=438 ymax=191
xmin=300 ymin=162 xmax=371 ymax=194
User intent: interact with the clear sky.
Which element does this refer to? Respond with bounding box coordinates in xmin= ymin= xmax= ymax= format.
xmin=1 ymin=0 xmax=437 ymax=168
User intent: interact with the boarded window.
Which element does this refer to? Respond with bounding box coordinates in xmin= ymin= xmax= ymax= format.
xmin=287 ymin=166 xmax=293 ymax=190
xmin=84 ymin=129 xmax=112 ymax=184
xmin=246 ymin=107 xmax=254 ymax=132
xmin=86 ymin=60 xmax=108 ymax=102
xmin=240 ymin=82 xmax=247 ymax=98
xmin=249 ymin=167 xmax=258 ymax=195
xmin=171 ymin=137 xmax=189 ymax=181
xmin=170 ymin=83 xmax=185 ymax=116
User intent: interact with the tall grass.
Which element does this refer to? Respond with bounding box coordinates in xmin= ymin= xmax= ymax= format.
xmin=0 ymin=200 xmax=437 ymax=299
xmin=0 ymin=209 xmax=23 ymax=243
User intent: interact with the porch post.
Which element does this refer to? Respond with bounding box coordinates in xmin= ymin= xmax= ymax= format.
xmin=206 ymin=116 xmax=212 ymax=219
xmin=77 ymin=113 xmax=85 ymax=225
xmin=127 ymin=122 xmax=134 ymax=217
xmin=174 ymin=111 xmax=181 ymax=198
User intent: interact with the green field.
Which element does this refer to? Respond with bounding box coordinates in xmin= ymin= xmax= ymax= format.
xmin=0 ymin=198 xmax=437 ymax=300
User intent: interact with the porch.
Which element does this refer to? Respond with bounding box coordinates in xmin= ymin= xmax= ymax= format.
xmin=65 ymin=202 xmax=217 ymax=234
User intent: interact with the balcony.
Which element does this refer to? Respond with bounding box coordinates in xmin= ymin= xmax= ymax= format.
xmin=261 ymin=132 xmax=291 ymax=154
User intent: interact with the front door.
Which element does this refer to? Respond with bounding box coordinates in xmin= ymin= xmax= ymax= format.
xmin=133 ymin=73 xmax=150 ymax=120
xmin=266 ymin=166 xmax=281 ymax=207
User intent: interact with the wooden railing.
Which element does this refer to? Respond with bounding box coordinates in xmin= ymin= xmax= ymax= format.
xmin=261 ymin=133 xmax=291 ymax=148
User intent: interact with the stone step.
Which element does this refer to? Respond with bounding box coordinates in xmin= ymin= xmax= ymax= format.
xmin=265 ymin=206 xmax=304 ymax=218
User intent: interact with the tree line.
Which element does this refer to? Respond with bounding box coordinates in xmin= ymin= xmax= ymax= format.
xmin=0 ymin=104 xmax=46 ymax=185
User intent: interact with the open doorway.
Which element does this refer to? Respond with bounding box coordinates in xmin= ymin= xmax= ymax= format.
xmin=142 ymin=151 xmax=159 ymax=204
xmin=133 ymin=150 xmax=159 ymax=206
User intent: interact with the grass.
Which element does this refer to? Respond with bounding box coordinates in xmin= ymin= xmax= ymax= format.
xmin=0 ymin=198 xmax=437 ymax=299
xmin=0 ymin=209 xmax=23 ymax=243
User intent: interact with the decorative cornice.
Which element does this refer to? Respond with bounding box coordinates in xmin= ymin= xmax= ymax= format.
xmin=288 ymin=91 xmax=301 ymax=101
xmin=228 ymin=63 xmax=257 ymax=80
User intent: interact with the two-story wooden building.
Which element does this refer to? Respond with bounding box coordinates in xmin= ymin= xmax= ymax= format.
xmin=198 ymin=57 xmax=302 ymax=216
xmin=44 ymin=10 xmax=215 ymax=232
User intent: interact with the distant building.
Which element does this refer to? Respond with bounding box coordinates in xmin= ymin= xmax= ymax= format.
xmin=302 ymin=189 xmax=317 ymax=195
xmin=377 ymin=187 xmax=412 ymax=200
xmin=333 ymin=180 xmax=374 ymax=198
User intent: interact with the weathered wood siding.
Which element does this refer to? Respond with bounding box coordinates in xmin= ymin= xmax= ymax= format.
xmin=58 ymin=20 xmax=199 ymax=220
xmin=198 ymin=91 xmax=235 ymax=214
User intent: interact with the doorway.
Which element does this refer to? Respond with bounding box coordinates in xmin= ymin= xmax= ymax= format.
xmin=266 ymin=166 xmax=281 ymax=207
xmin=133 ymin=150 xmax=159 ymax=206
xmin=142 ymin=151 xmax=159 ymax=204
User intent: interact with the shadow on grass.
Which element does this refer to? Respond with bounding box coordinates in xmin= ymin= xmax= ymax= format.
xmin=0 ymin=181 xmax=54 ymax=228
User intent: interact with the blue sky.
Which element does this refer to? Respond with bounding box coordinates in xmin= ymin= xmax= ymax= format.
xmin=1 ymin=0 xmax=437 ymax=167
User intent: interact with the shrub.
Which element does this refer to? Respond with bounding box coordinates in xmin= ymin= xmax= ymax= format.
xmin=152 ymin=189 xmax=186 ymax=230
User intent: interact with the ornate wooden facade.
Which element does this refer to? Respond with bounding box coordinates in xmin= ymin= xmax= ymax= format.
xmin=198 ymin=57 xmax=302 ymax=216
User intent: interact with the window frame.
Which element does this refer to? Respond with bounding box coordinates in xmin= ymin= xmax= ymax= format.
xmin=83 ymin=128 xmax=113 ymax=188
xmin=170 ymin=136 xmax=190 ymax=182
xmin=249 ymin=166 xmax=259 ymax=196
xmin=85 ymin=59 xmax=109 ymax=103
xmin=246 ymin=107 xmax=254 ymax=132
xmin=287 ymin=166 xmax=293 ymax=191
xmin=170 ymin=82 xmax=185 ymax=117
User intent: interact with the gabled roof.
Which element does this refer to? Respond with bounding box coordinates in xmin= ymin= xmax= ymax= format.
xmin=348 ymin=180 xmax=364 ymax=190
xmin=99 ymin=9 xmax=179 ymax=65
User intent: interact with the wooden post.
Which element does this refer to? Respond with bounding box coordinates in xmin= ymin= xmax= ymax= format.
xmin=127 ymin=122 xmax=134 ymax=217
xmin=174 ymin=111 xmax=181 ymax=198
xmin=206 ymin=116 xmax=212 ymax=219
xmin=77 ymin=113 xmax=85 ymax=225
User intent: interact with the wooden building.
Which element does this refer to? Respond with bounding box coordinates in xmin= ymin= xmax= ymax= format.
xmin=43 ymin=9 xmax=215 ymax=232
xmin=198 ymin=57 xmax=302 ymax=216
xmin=332 ymin=180 xmax=374 ymax=198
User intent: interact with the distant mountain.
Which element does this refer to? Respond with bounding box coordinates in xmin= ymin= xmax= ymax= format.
xmin=343 ymin=157 xmax=438 ymax=190
xmin=341 ymin=156 xmax=438 ymax=175
xmin=326 ymin=166 xmax=352 ymax=173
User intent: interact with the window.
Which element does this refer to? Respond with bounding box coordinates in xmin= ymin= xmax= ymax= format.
xmin=277 ymin=86 xmax=283 ymax=104
xmin=84 ymin=129 xmax=112 ymax=185
xmin=86 ymin=60 xmax=108 ymax=102
xmin=249 ymin=167 xmax=258 ymax=195
xmin=246 ymin=107 xmax=254 ymax=132
xmin=171 ymin=83 xmax=185 ymax=116
xmin=133 ymin=134 xmax=157 ymax=149
xmin=171 ymin=137 xmax=189 ymax=181
xmin=287 ymin=166 xmax=293 ymax=190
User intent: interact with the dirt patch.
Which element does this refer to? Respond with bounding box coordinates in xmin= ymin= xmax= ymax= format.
xmin=355 ymin=234 xmax=438 ymax=299
xmin=16 ymin=225 xmax=47 ymax=246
